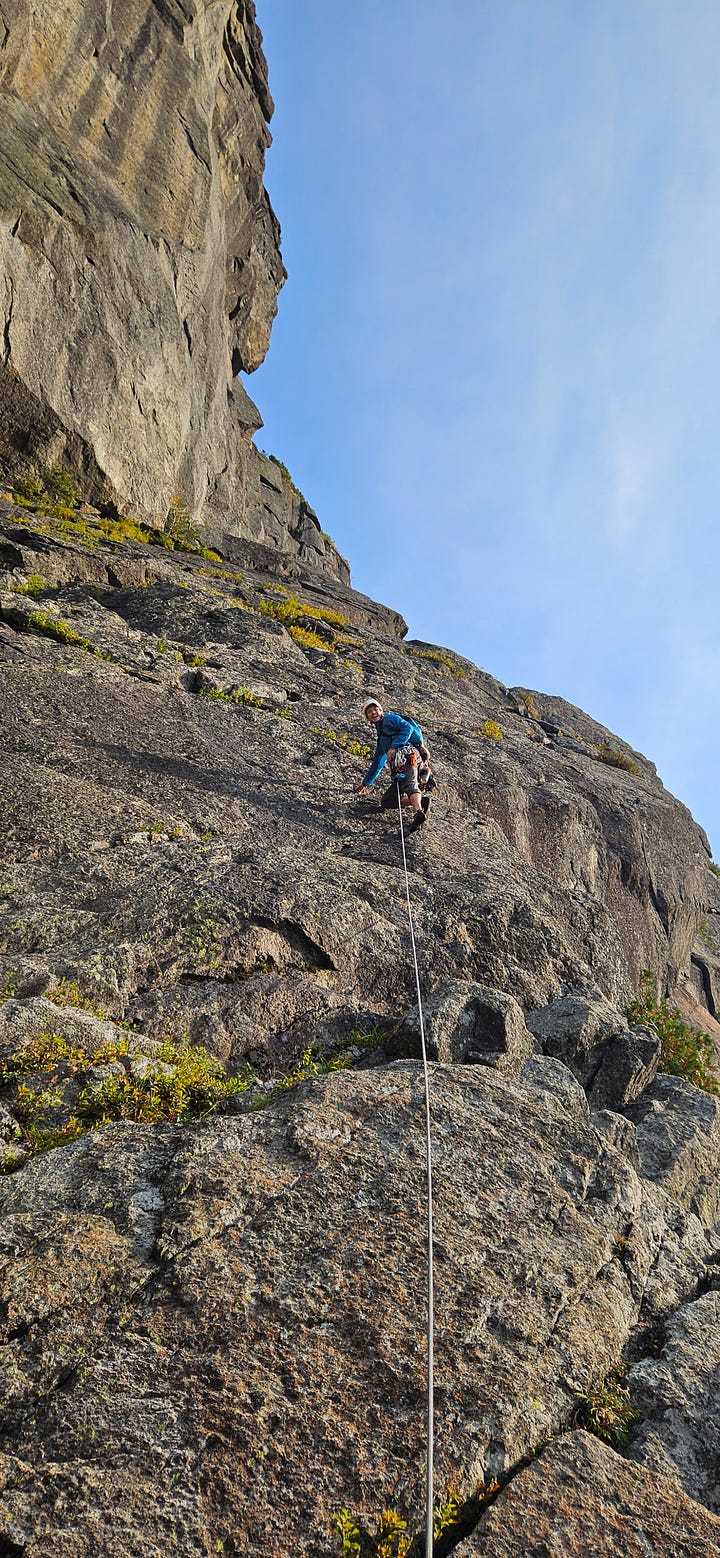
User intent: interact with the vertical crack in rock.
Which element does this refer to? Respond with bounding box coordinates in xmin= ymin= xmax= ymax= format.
xmin=2 ymin=274 xmax=12 ymax=365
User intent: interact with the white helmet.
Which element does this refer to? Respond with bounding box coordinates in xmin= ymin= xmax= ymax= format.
xmin=363 ymin=698 xmax=383 ymax=713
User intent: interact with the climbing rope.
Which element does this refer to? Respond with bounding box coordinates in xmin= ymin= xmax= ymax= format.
xmin=396 ymin=785 xmax=435 ymax=1558
xmin=185 ymin=692 xmax=436 ymax=1544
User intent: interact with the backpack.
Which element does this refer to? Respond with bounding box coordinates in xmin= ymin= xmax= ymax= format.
xmin=402 ymin=715 xmax=424 ymax=747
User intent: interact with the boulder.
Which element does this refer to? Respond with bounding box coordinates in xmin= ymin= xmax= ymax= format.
xmin=625 ymin=1074 xmax=720 ymax=1225
xmin=387 ymin=981 xmax=534 ymax=1074
xmin=526 ymin=990 xmax=626 ymax=1088
xmin=519 ymin=1054 xmax=589 ymax=1119
xmin=586 ymin=1025 xmax=661 ymax=1111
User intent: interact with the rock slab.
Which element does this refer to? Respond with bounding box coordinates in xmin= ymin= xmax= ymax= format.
xmin=464 ymin=1430 xmax=720 ymax=1557
xmin=0 ymin=1063 xmax=710 ymax=1555
xmin=630 ymin=1289 xmax=720 ymax=1513
xmin=626 ymin=1073 xmax=720 ymax=1226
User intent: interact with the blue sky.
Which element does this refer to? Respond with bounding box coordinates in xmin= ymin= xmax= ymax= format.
xmin=249 ymin=0 xmax=720 ymax=856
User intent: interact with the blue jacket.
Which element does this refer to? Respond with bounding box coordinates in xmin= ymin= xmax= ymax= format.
xmin=362 ymin=712 xmax=424 ymax=787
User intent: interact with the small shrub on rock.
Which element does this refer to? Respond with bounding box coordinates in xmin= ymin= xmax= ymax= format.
xmin=0 ymin=1030 xmax=111 ymax=1082
xmin=0 ymin=1033 xmax=258 ymax=1163
xmin=260 ymin=593 xmax=348 ymax=632
xmin=9 ymin=573 xmax=46 ymax=597
xmin=312 ymin=728 xmax=371 ymax=760
xmin=13 ymin=471 xmax=46 ymax=505
xmin=0 ymin=972 xmax=19 ymax=1002
xmin=299 ymin=602 xmax=348 ymax=627
xmin=259 ymin=592 xmax=299 ymax=622
xmin=165 ymin=494 xmax=201 ymax=549
xmin=409 ymin=647 xmax=466 ymax=677
xmin=14 ymin=465 xmax=83 ymax=511
xmin=43 ymin=465 xmax=83 ymax=509
xmin=592 ymin=742 xmax=639 ymax=775
xmin=627 ymin=972 xmax=719 ymax=1094
xmin=76 ymin=1044 xmax=254 ymax=1127
xmin=289 ymin=623 xmax=332 ymax=651
xmin=374 ymin=1510 xmax=408 ymax=1558
xmin=332 ymin=1486 xmax=464 ymax=1558
xmin=332 ymin=1508 xmax=408 ymax=1558
xmin=198 ymin=683 xmax=263 ymax=709
xmin=332 ymin=1509 xmax=361 ymax=1556
xmin=266 ymin=452 xmax=305 ymax=502
xmin=47 ymin=976 xmax=108 ymax=1018
xmin=433 ymin=1486 xmax=462 ymax=1540
xmin=480 ymin=719 xmax=503 ymax=739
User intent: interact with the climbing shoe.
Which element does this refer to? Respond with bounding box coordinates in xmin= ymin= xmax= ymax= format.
xmin=421 ymin=795 xmax=431 ymax=814
xmin=407 ymin=809 xmax=426 ymax=834
xmin=425 ymin=773 xmax=437 ymax=792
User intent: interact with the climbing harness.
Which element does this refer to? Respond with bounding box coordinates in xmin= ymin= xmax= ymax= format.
xmin=396 ymin=786 xmax=435 ymax=1558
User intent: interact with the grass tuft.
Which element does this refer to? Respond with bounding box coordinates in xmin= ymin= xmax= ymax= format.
xmin=591 ymin=742 xmax=639 ymax=774
xmin=409 ymin=647 xmax=466 ymax=677
xmin=574 ymin=1364 xmax=640 ymax=1449
xmin=26 ymin=611 xmax=97 ymax=654
xmin=198 ymin=684 xmax=263 ymax=708
xmin=312 ymin=727 xmax=371 ymax=760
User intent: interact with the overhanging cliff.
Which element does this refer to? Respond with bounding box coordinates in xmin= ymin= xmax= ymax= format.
xmin=0 ymin=1 xmax=337 ymax=561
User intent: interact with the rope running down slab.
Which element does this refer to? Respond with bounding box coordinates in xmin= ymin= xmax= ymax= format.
xmin=396 ymin=786 xmax=435 ymax=1558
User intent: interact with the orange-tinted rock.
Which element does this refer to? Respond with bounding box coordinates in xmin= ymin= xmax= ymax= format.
xmin=465 ymin=1431 xmax=720 ymax=1557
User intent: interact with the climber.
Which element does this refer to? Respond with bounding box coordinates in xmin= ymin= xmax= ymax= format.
xmin=354 ymin=699 xmax=433 ymax=833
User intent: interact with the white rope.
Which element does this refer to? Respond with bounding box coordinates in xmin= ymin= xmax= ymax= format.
xmin=396 ymin=785 xmax=435 ymax=1558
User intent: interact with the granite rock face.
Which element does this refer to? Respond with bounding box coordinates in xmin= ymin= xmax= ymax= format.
xmin=0 ymin=14 xmax=719 ymax=1545
xmin=629 ymin=1289 xmax=720 ymax=1514
xmin=626 ymin=1074 xmax=720 ymax=1226
xmin=0 ymin=1 xmax=306 ymax=548
xmin=0 ymin=500 xmax=719 ymax=1553
xmin=0 ymin=1064 xmax=712 ymax=1556
xmin=464 ymin=1431 xmax=720 ymax=1557
xmin=0 ymin=502 xmax=713 ymax=1058
xmin=212 ymin=451 xmax=352 ymax=583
